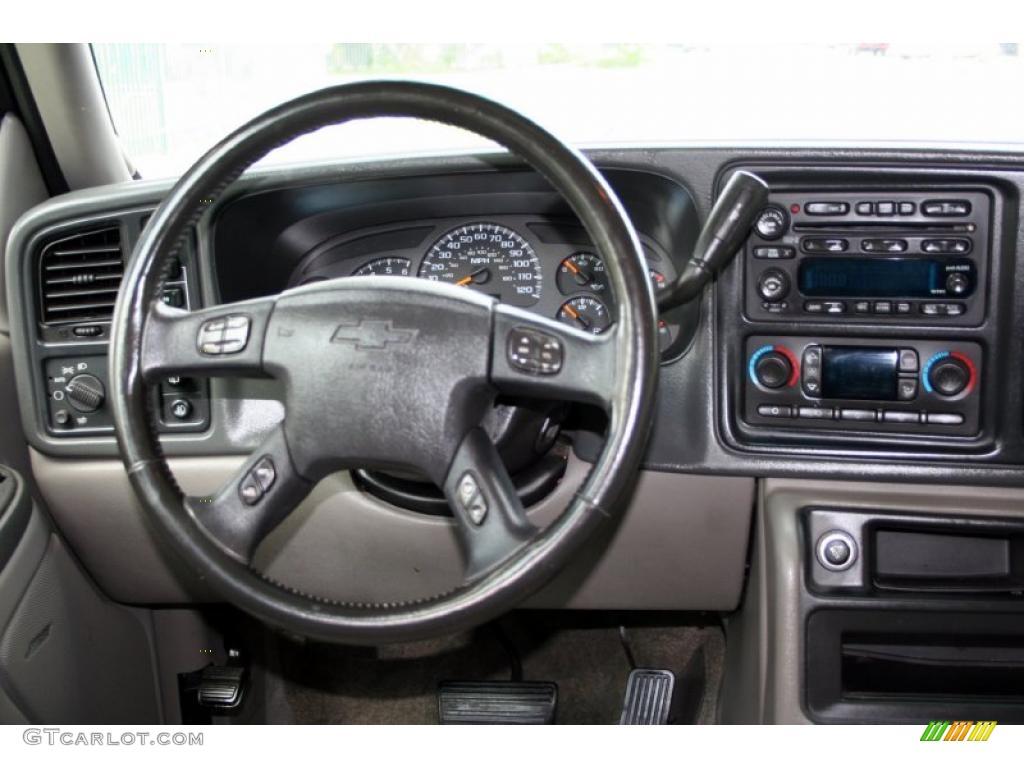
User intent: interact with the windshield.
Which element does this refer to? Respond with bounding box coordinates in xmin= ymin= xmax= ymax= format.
xmin=93 ymin=43 xmax=1024 ymax=178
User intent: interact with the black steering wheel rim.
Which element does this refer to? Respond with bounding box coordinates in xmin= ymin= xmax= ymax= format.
xmin=110 ymin=81 xmax=659 ymax=644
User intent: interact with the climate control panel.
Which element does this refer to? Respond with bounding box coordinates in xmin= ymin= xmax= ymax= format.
xmin=744 ymin=336 xmax=982 ymax=435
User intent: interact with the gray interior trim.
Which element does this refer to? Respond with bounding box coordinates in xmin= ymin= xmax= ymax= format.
xmin=30 ymin=446 xmax=754 ymax=611
xmin=0 ymin=114 xmax=48 ymax=332
xmin=14 ymin=44 xmax=131 ymax=191
xmin=720 ymin=477 xmax=1024 ymax=724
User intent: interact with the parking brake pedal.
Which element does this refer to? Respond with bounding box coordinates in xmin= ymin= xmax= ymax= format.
xmin=197 ymin=665 xmax=247 ymax=710
xmin=438 ymin=681 xmax=557 ymax=724
xmin=619 ymin=669 xmax=675 ymax=725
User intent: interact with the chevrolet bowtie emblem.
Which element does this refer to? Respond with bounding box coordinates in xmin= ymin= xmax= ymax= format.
xmin=331 ymin=320 xmax=418 ymax=350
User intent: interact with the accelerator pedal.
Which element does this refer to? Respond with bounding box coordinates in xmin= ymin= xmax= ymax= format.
xmin=619 ymin=669 xmax=675 ymax=725
xmin=438 ymin=681 xmax=557 ymax=724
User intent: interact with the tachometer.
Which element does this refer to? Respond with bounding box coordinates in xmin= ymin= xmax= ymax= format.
xmin=355 ymin=257 xmax=411 ymax=276
xmin=419 ymin=223 xmax=541 ymax=307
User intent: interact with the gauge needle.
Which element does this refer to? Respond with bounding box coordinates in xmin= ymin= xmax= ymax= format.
xmin=564 ymin=261 xmax=591 ymax=285
xmin=563 ymin=304 xmax=590 ymax=329
xmin=455 ymin=268 xmax=490 ymax=287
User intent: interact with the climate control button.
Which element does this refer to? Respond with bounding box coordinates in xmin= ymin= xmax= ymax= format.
xmin=922 ymin=351 xmax=976 ymax=397
xmin=749 ymin=345 xmax=798 ymax=390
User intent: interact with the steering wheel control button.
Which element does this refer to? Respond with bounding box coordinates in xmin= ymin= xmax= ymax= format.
xmin=238 ymin=475 xmax=263 ymax=506
xmin=508 ymin=327 xmax=563 ymax=375
xmin=64 ymin=373 xmax=106 ymax=412
xmin=455 ymin=472 xmax=488 ymax=526
xmin=252 ymin=457 xmax=277 ymax=493
xmin=198 ymin=314 xmax=250 ymax=355
xmin=817 ymin=531 xmax=857 ymax=571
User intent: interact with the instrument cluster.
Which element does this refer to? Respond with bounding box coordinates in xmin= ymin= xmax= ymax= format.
xmin=289 ymin=216 xmax=680 ymax=353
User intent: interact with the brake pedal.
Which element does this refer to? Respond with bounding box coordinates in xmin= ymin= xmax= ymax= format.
xmin=197 ymin=665 xmax=247 ymax=710
xmin=619 ymin=669 xmax=675 ymax=725
xmin=438 ymin=681 xmax=557 ymax=724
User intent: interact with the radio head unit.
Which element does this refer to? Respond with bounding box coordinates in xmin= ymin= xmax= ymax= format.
xmin=744 ymin=190 xmax=990 ymax=325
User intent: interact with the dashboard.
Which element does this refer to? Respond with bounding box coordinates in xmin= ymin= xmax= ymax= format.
xmin=7 ymin=151 xmax=1024 ymax=483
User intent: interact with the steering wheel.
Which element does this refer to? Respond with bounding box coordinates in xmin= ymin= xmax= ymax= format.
xmin=110 ymin=82 xmax=658 ymax=644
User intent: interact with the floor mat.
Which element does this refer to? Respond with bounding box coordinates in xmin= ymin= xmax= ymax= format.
xmin=271 ymin=613 xmax=724 ymax=724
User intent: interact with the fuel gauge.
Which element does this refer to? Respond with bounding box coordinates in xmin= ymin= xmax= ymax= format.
xmin=557 ymin=296 xmax=611 ymax=334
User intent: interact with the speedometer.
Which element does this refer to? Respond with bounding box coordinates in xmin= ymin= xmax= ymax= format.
xmin=419 ymin=223 xmax=542 ymax=307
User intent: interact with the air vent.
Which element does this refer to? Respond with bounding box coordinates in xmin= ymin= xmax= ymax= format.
xmin=38 ymin=226 xmax=124 ymax=325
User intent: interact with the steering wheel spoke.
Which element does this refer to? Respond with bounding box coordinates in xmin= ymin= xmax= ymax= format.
xmin=490 ymin=304 xmax=618 ymax=410
xmin=185 ymin=423 xmax=313 ymax=564
xmin=444 ymin=428 xmax=539 ymax=581
xmin=140 ymin=297 xmax=276 ymax=383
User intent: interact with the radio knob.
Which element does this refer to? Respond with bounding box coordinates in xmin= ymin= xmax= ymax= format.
xmin=64 ymin=373 xmax=105 ymax=413
xmin=754 ymin=352 xmax=793 ymax=389
xmin=757 ymin=268 xmax=790 ymax=302
xmin=928 ymin=358 xmax=970 ymax=397
xmin=945 ymin=272 xmax=970 ymax=296
xmin=753 ymin=205 xmax=789 ymax=240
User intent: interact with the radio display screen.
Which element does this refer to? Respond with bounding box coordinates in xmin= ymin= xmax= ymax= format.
xmin=799 ymin=257 xmax=942 ymax=298
xmin=822 ymin=346 xmax=899 ymax=400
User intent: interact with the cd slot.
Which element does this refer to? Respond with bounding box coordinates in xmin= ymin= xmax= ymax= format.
xmin=793 ymin=222 xmax=975 ymax=233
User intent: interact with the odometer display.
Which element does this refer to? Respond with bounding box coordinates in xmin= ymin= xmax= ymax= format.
xmin=419 ymin=223 xmax=542 ymax=307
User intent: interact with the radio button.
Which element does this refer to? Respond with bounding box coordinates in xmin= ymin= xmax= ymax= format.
xmin=861 ymin=238 xmax=907 ymax=253
xmin=753 ymin=245 xmax=795 ymax=259
xmin=798 ymin=406 xmax=833 ymax=420
xmin=876 ymin=201 xmax=895 ymax=215
xmin=945 ymin=272 xmax=971 ymax=295
xmin=803 ymin=237 xmax=848 ymax=253
xmin=923 ymin=238 xmax=971 ymax=254
xmin=897 ymin=379 xmax=919 ymax=401
xmin=853 ymin=300 xmax=872 ymax=314
xmin=855 ymin=201 xmax=874 ymax=215
xmin=757 ymin=269 xmax=790 ymax=301
xmin=898 ymin=349 xmax=919 ymax=373
xmin=757 ymin=404 xmax=793 ymax=418
xmin=806 ymin=202 xmax=849 ymax=215
xmin=823 ymin=301 xmax=846 ymax=314
xmin=840 ymin=408 xmax=877 ymax=422
xmin=804 ymin=301 xmax=824 ymax=314
xmin=898 ymin=201 xmax=916 ymax=215
xmin=883 ymin=410 xmax=923 ymax=424
xmin=927 ymin=412 xmax=965 ymax=426
xmin=873 ymin=301 xmax=893 ymax=314
xmin=896 ymin=301 xmax=913 ymax=314
xmin=923 ymin=200 xmax=971 ymax=216
xmin=754 ymin=206 xmax=789 ymax=240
